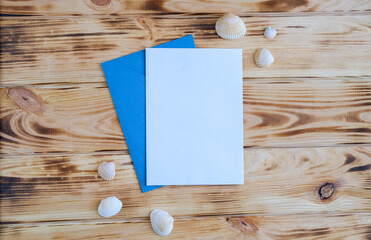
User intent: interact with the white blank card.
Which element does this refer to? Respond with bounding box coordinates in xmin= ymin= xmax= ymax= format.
xmin=146 ymin=48 xmax=244 ymax=185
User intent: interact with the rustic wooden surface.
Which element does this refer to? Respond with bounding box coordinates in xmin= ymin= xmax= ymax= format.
xmin=1 ymin=80 xmax=370 ymax=154
xmin=2 ymin=15 xmax=371 ymax=85
xmin=1 ymin=0 xmax=370 ymax=239
xmin=1 ymin=146 xmax=371 ymax=223
xmin=2 ymin=214 xmax=371 ymax=240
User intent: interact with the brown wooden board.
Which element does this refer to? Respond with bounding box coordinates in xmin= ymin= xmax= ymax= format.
xmin=1 ymin=80 xmax=370 ymax=155
xmin=2 ymin=213 xmax=371 ymax=239
xmin=1 ymin=15 xmax=370 ymax=86
xmin=1 ymin=146 xmax=370 ymax=223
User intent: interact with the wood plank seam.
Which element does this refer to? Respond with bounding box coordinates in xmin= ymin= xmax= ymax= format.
xmin=1 ymin=0 xmax=370 ymax=16
xmin=1 ymin=12 xmax=371 ymax=18
xmin=2 ymin=144 xmax=371 ymax=158
xmin=2 ymin=212 xmax=371 ymax=227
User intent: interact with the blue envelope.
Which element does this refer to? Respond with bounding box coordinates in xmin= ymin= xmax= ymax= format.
xmin=101 ymin=35 xmax=196 ymax=192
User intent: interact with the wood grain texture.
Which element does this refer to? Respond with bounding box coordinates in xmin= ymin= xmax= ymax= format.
xmin=1 ymin=146 xmax=370 ymax=222
xmin=0 ymin=85 xmax=123 ymax=154
xmin=1 ymin=213 xmax=370 ymax=240
xmin=1 ymin=0 xmax=370 ymax=15
xmin=1 ymin=15 xmax=370 ymax=86
xmin=1 ymin=1 xmax=371 ymax=238
xmin=1 ymin=80 xmax=370 ymax=154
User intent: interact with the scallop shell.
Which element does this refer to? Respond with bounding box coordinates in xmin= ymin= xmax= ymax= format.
xmin=98 ymin=196 xmax=122 ymax=218
xmin=150 ymin=209 xmax=174 ymax=236
xmin=215 ymin=13 xmax=246 ymax=40
xmin=264 ymin=27 xmax=277 ymax=39
xmin=98 ymin=161 xmax=115 ymax=181
xmin=254 ymin=48 xmax=274 ymax=68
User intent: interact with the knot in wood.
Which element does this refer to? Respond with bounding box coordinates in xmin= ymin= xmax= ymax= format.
xmin=84 ymin=0 xmax=114 ymax=11
xmin=7 ymin=88 xmax=45 ymax=114
xmin=227 ymin=217 xmax=258 ymax=234
xmin=90 ymin=0 xmax=111 ymax=7
xmin=319 ymin=183 xmax=335 ymax=200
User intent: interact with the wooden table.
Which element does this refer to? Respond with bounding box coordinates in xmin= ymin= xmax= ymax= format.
xmin=1 ymin=0 xmax=370 ymax=239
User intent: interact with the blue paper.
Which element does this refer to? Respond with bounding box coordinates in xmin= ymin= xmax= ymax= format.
xmin=101 ymin=35 xmax=196 ymax=193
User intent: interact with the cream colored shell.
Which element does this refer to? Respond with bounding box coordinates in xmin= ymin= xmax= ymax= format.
xmin=215 ymin=13 xmax=246 ymax=40
xmin=254 ymin=48 xmax=274 ymax=68
xmin=264 ymin=27 xmax=277 ymax=39
xmin=150 ymin=209 xmax=174 ymax=236
xmin=98 ymin=196 xmax=122 ymax=218
xmin=98 ymin=161 xmax=115 ymax=181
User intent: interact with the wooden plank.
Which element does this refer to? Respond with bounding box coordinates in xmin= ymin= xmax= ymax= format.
xmin=1 ymin=15 xmax=370 ymax=86
xmin=1 ymin=146 xmax=370 ymax=222
xmin=1 ymin=80 xmax=370 ymax=154
xmin=1 ymin=0 xmax=370 ymax=15
xmin=1 ymin=213 xmax=370 ymax=240
xmin=0 ymin=85 xmax=123 ymax=154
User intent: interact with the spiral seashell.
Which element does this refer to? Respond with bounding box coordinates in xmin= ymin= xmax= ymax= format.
xmin=215 ymin=13 xmax=246 ymax=40
xmin=254 ymin=48 xmax=274 ymax=68
xmin=150 ymin=209 xmax=174 ymax=236
xmin=98 ymin=196 xmax=122 ymax=218
xmin=98 ymin=162 xmax=115 ymax=181
xmin=264 ymin=27 xmax=277 ymax=39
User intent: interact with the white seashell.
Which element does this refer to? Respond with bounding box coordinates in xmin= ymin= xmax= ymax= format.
xmin=254 ymin=48 xmax=274 ymax=68
xmin=264 ymin=27 xmax=277 ymax=39
xmin=98 ymin=162 xmax=115 ymax=181
xmin=215 ymin=13 xmax=246 ymax=40
xmin=150 ymin=209 xmax=174 ymax=236
xmin=98 ymin=196 xmax=122 ymax=218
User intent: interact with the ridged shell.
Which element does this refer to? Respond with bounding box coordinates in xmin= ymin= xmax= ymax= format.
xmin=98 ymin=161 xmax=115 ymax=181
xmin=215 ymin=13 xmax=246 ymax=40
xmin=264 ymin=27 xmax=277 ymax=39
xmin=254 ymin=48 xmax=274 ymax=68
xmin=98 ymin=196 xmax=122 ymax=218
xmin=150 ymin=209 xmax=174 ymax=236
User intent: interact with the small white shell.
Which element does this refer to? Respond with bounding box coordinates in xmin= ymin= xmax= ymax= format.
xmin=98 ymin=162 xmax=115 ymax=181
xmin=215 ymin=13 xmax=246 ymax=40
xmin=150 ymin=209 xmax=174 ymax=236
xmin=254 ymin=48 xmax=274 ymax=68
xmin=264 ymin=27 xmax=277 ymax=39
xmin=98 ymin=196 xmax=122 ymax=218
